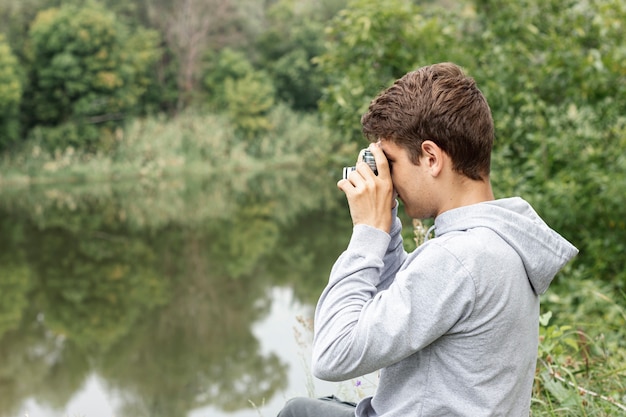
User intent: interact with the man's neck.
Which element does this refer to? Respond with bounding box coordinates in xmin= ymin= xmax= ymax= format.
xmin=436 ymin=175 xmax=494 ymax=217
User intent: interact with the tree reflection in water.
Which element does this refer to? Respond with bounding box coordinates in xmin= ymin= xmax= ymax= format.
xmin=0 ymin=167 xmax=355 ymax=417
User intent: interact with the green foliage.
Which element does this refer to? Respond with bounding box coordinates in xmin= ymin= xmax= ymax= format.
xmin=0 ymin=0 xmax=56 ymax=57
xmin=315 ymin=0 xmax=468 ymax=142
xmin=0 ymin=35 xmax=22 ymax=149
xmin=532 ymin=310 xmax=626 ymax=416
xmin=0 ymin=104 xmax=355 ymax=192
xmin=255 ymin=0 xmax=330 ymax=111
xmin=204 ymin=47 xmax=257 ymax=108
xmin=138 ymin=45 xmax=180 ymax=114
xmin=203 ymin=47 xmax=278 ymax=143
xmin=122 ymin=23 xmax=165 ymax=112
xmin=475 ymin=0 xmax=626 ymax=116
xmin=27 ymin=120 xmax=103 ymax=153
xmin=224 ymin=71 xmax=276 ymax=142
xmin=25 ymin=2 xmax=160 ymax=150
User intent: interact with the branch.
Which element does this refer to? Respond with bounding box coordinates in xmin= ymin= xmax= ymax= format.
xmin=542 ymin=360 xmax=626 ymax=412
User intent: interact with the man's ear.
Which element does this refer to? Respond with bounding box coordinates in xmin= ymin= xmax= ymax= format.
xmin=421 ymin=140 xmax=444 ymax=176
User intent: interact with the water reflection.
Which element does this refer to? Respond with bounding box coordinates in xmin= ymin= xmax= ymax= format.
xmin=0 ymin=167 xmax=356 ymax=417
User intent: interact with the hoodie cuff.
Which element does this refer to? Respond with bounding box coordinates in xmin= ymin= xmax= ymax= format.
xmin=347 ymin=224 xmax=391 ymax=261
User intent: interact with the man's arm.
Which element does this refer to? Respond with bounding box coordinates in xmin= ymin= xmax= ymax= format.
xmin=311 ymin=239 xmax=475 ymax=381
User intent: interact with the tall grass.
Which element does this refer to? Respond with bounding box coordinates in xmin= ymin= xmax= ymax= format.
xmin=0 ymin=104 xmax=356 ymax=188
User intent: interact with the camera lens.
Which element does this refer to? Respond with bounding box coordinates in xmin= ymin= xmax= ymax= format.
xmin=341 ymin=149 xmax=378 ymax=179
xmin=363 ymin=150 xmax=377 ymax=175
xmin=342 ymin=166 xmax=356 ymax=180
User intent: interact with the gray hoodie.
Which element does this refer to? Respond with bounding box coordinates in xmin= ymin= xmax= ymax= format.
xmin=312 ymin=197 xmax=578 ymax=416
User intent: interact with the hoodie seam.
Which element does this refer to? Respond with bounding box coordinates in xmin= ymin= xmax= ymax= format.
xmin=430 ymin=239 xmax=478 ymax=328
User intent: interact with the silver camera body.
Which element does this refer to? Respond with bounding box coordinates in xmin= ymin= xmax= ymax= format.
xmin=342 ymin=149 xmax=378 ymax=179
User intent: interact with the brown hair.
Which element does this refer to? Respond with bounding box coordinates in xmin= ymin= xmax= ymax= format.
xmin=361 ymin=62 xmax=494 ymax=180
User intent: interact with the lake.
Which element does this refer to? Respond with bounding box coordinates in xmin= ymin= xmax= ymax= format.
xmin=0 ymin=168 xmax=381 ymax=417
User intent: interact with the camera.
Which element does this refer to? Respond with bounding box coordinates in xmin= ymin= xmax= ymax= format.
xmin=342 ymin=149 xmax=378 ymax=179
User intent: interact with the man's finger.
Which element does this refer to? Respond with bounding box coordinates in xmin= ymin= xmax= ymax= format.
xmin=354 ymin=148 xmax=367 ymax=167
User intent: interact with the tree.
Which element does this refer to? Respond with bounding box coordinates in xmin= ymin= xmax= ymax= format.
xmin=145 ymin=0 xmax=240 ymax=109
xmin=204 ymin=47 xmax=256 ymax=110
xmin=25 ymin=2 xmax=160 ymax=150
xmin=203 ymin=47 xmax=276 ymax=145
xmin=315 ymin=0 xmax=469 ymax=143
xmin=0 ymin=0 xmax=57 ymax=59
xmin=0 ymin=35 xmax=22 ymax=150
xmin=255 ymin=0 xmax=336 ymax=111
xmin=224 ymin=72 xmax=276 ymax=143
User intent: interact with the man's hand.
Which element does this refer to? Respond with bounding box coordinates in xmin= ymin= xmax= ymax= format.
xmin=337 ymin=143 xmax=395 ymax=233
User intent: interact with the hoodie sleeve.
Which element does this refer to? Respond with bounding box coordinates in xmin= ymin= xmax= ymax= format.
xmin=312 ymin=224 xmax=475 ymax=381
xmin=372 ymin=205 xmax=405 ymax=290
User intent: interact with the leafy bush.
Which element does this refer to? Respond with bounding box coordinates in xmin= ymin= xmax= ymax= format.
xmin=203 ymin=48 xmax=277 ymax=145
xmin=224 ymin=72 xmax=276 ymax=143
xmin=532 ymin=309 xmax=626 ymax=416
xmin=24 ymin=2 xmax=160 ymax=150
xmin=0 ymin=35 xmax=22 ymax=150
xmin=255 ymin=0 xmax=329 ymax=111
xmin=204 ymin=48 xmax=256 ymax=111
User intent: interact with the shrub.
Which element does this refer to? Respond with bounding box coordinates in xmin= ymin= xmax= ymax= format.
xmin=0 ymin=35 xmax=22 ymax=150
xmin=25 ymin=3 xmax=160 ymax=151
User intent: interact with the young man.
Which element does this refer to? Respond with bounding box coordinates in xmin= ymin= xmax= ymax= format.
xmin=278 ymin=63 xmax=578 ymax=416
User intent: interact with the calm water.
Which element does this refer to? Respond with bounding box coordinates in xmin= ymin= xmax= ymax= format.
xmin=0 ymin=169 xmax=379 ymax=417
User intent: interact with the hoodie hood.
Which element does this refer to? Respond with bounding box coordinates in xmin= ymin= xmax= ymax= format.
xmin=432 ymin=197 xmax=578 ymax=295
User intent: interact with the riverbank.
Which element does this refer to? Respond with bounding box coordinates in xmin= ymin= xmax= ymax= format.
xmin=0 ymin=105 xmax=355 ymax=189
